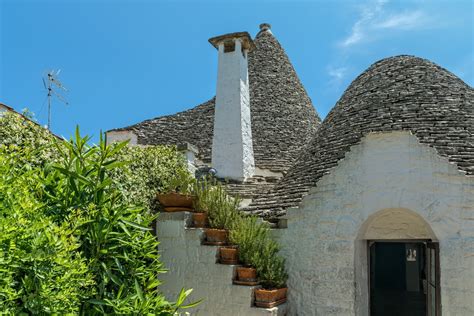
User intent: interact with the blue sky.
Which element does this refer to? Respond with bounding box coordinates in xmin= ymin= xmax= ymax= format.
xmin=1 ymin=0 xmax=472 ymax=141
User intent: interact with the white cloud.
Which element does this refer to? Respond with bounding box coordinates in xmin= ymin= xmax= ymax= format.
xmin=339 ymin=0 xmax=434 ymax=48
xmin=377 ymin=11 xmax=427 ymax=29
xmin=328 ymin=66 xmax=347 ymax=81
xmin=340 ymin=0 xmax=387 ymax=47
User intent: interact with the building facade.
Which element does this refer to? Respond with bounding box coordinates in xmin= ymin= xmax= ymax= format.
xmin=107 ymin=24 xmax=473 ymax=315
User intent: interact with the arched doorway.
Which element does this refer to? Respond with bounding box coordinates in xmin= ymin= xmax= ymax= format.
xmin=356 ymin=208 xmax=440 ymax=316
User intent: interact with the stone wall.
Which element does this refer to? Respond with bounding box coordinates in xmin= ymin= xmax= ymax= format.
xmin=278 ymin=131 xmax=474 ymax=315
xmin=156 ymin=212 xmax=287 ymax=316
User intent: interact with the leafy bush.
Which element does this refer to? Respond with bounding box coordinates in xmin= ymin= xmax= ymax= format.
xmin=0 ymin=111 xmax=199 ymax=314
xmin=193 ymin=176 xmax=216 ymax=212
xmin=229 ymin=215 xmax=287 ymax=289
xmin=206 ymin=183 xmax=240 ymax=230
xmin=252 ymin=238 xmax=288 ymax=289
xmin=166 ymin=167 xmax=196 ymax=195
xmin=0 ymin=145 xmax=94 ymax=314
xmin=41 ymin=130 xmax=199 ymax=314
xmin=112 ymin=145 xmax=189 ymax=211
xmin=0 ymin=110 xmax=60 ymax=167
xmin=229 ymin=216 xmax=268 ymax=266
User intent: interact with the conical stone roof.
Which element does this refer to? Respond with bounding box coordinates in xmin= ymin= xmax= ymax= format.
xmin=109 ymin=26 xmax=320 ymax=174
xmin=247 ymin=55 xmax=474 ymax=217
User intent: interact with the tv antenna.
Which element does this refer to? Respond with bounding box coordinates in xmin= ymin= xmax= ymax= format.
xmin=43 ymin=69 xmax=68 ymax=130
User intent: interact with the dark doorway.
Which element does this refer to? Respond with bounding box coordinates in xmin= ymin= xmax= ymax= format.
xmin=370 ymin=242 xmax=427 ymax=316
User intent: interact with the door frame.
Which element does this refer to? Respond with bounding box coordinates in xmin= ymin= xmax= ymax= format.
xmin=367 ymin=239 xmax=441 ymax=316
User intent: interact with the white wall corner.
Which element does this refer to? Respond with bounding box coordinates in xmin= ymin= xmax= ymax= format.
xmin=177 ymin=143 xmax=199 ymax=175
xmin=106 ymin=130 xmax=138 ymax=146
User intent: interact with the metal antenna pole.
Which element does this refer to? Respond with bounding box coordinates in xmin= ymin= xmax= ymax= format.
xmin=47 ymin=74 xmax=52 ymax=130
xmin=43 ymin=70 xmax=68 ymax=130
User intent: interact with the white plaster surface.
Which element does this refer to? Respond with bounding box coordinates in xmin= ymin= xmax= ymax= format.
xmin=277 ymin=131 xmax=474 ymax=316
xmin=156 ymin=212 xmax=287 ymax=315
xmin=0 ymin=104 xmax=9 ymax=113
xmin=212 ymin=39 xmax=255 ymax=181
xmin=180 ymin=149 xmax=197 ymax=175
xmin=106 ymin=130 xmax=137 ymax=145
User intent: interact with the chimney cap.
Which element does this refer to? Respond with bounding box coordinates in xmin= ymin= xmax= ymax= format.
xmin=208 ymin=32 xmax=256 ymax=51
xmin=259 ymin=23 xmax=271 ymax=31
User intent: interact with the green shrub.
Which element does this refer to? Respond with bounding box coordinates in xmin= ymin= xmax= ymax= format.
xmin=193 ymin=176 xmax=216 ymax=212
xmin=0 ymin=112 xmax=199 ymax=314
xmin=0 ymin=145 xmax=94 ymax=314
xmin=0 ymin=110 xmax=60 ymax=167
xmin=112 ymin=145 xmax=189 ymax=211
xmin=206 ymin=183 xmax=240 ymax=230
xmin=41 ymin=130 xmax=199 ymax=314
xmin=229 ymin=215 xmax=288 ymax=289
xmin=166 ymin=167 xmax=196 ymax=195
xmin=252 ymin=239 xmax=288 ymax=289
xmin=229 ymin=216 xmax=268 ymax=266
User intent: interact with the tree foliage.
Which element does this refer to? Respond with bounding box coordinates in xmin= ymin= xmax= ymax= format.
xmin=0 ymin=112 xmax=198 ymax=314
xmin=0 ymin=151 xmax=93 ymax=314
xmin=112 ymin=145 xmax=189 ymax=211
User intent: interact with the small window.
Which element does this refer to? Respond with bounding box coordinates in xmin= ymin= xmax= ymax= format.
xmin=224 ymin=41 xmax=235 ymax=53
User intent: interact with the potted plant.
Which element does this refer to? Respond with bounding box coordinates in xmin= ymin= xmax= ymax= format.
xmin=253 ymin=239 xmax=288 ymax=307
xmin=157 ymin=169 xmax=195 ymax=212
xmin=203 ymin=184 xmax=239 ymax=245
xmin=218 ymin=245 xmax=239 ymax=264
xmin=191 ymin=177 xmax=213 ymax=228
xmin=229 ymin=216 xmax=268 ymax=285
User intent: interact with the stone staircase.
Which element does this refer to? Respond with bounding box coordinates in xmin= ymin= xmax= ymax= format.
xmin=156 ymin=212 xmax=287 ymax=316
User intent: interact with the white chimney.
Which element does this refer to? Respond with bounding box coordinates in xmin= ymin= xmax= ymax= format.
xmin=209 ymin=32 xmax=256 ymax=181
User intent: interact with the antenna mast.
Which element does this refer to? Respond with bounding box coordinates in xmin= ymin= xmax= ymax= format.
xmin=43 ymin=69 xmax=68 ymax=130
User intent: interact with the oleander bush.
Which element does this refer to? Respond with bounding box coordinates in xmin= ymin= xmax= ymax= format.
xmin=0 ymin=150 xmax=94 ymax=314
xmin=0 ymin=111 xmax=198 ymax=314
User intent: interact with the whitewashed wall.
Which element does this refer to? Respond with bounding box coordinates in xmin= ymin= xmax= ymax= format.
xmin=278 ymin=131 xmax=474 ymax=316
xmin=156 ymin=212 xmax=286 ymax=316
xmin=212 ymin=39 xmax=255 ymax=181
xmin=106 ymin=130 xmax=137 ymax=145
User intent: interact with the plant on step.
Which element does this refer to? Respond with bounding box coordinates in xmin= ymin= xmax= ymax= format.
xmin=193 ymin=176 xmax=216 ymax=213
xmin=111 ymin=144 xmax=189 ymax=212
xmin=206 ymin=183 xmax=240 ymax=230
xmin=156 ymin=165 xmax=196 ymax=212
xmin=252 ymin=235 xmax=288 ymax=308
xmin=166 ymin=167 xmax=195 ymax=195
xmin=229 ymin=215 xmax=269 ymax=266
xmin=253 ymin=238 xmax=288 ymax=289
xmin=190 ymin=177 xmax=216 ymax=227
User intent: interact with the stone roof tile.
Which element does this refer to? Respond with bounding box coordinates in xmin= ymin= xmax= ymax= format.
xmin=109 ymin=28 xmax=321 ymax=174
xmin=245 ymin=55 xmax=474 ymax=217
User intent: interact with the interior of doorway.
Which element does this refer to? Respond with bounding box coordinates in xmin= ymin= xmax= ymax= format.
xmin=369 ymin=241 xmax=431 ymax=316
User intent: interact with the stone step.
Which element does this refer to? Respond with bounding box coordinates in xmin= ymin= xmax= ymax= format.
xmin=157 ymin=212 xmax=287 ymax=315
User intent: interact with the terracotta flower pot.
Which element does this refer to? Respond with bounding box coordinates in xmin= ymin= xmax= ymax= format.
xmin=203 ymin=228 xmax=228 ymax=245
xmin=219 ymin=246 xmax=239 ymax=264
xmin=157 ymin=192 xmax=194 ymax=211
xmin=254 ymin=287 xmax=288 ymax=308
xmin=236 ymin=266 xmax=257 ymax=282
xmin=192 ymin=212 xmax=208 ymax=228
